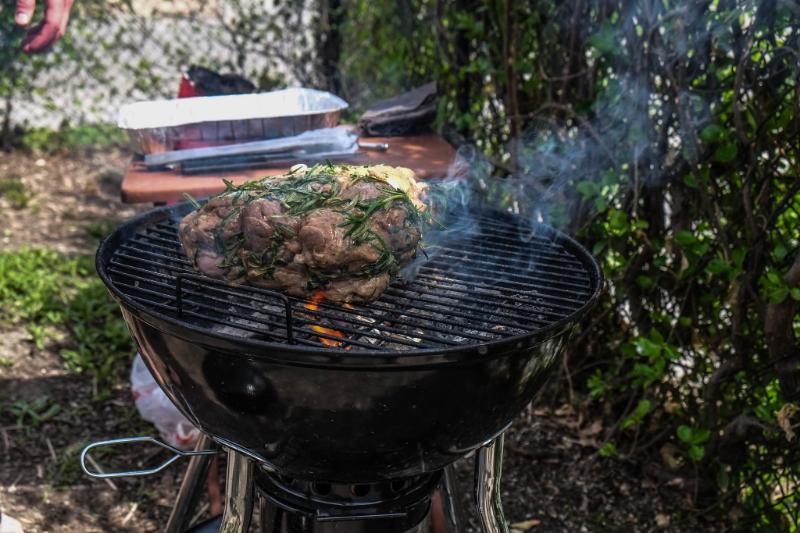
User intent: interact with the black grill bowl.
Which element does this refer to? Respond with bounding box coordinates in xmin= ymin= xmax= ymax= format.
xmin=98 ymin=203 xmax=601 ymax=481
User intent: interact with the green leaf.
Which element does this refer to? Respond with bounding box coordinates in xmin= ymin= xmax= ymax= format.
xmin=587 ymin=370 xmax=607 ymax=398
xmin=769 ymin=287 xmax=789 ymax=304
xmin=634 ymin=399 xmax=652 ymax=417
xmin=732 ymin=248 xmax=746 ymax=268
xmin=577 ymin=181 xmax=598 ymax=198
xmin=594 ymin=196 xmax=608 ymax=213
xmin=791 ymin=288 xmax=800 ymax=301
xmin=688 ymin=444 xmax=705 ymax=461
xmin=683 ymin=174 xmax=698 ymax=188
xmin=754 ymin=404 xmax=773 ymax=422
xmin=677 ymin=425 xmax=693 ymax=443
xmin=622 ymin=399 xmax=653 ymax=429
xmin=592 ymin=240 xmax=607 ymax=255
xmin=693 ymin=428 xmax=711 ymax=444
xmin=706 ymin=258 xmax=730 ymax=276
xmin=674 ymin=230 xmax=696 ymax=246
xmin=713 ymin=143 xmax=738 ymax=163
xmin=664 ymin=345 xmax=680 ymax=361
xmin=598 ymin=441 xmax=618 ymax=457
xmin=699 ymin=124 xmax=725 ymax=143
xmin=589 ymin=23 xmax=618 ymax=56
xmin=635 ymin=337 xmax=662 ymax=358
xmin=636 ymin=275 xmax=654 ymax=289
xmin=608 ymin=209 xmax=629 ymax=233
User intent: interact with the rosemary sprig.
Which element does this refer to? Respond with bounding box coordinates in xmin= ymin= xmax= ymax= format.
xmin=198 ymin=163 xmax=425 ymax=280
xmin=360 ymin=241 xmax=398 ymax=278
xmin=182 ymin=192 xmax=201 ymax=209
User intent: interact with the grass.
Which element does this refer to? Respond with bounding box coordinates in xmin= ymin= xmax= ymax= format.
xmin=47 ymin=442 xmax=90 ymax=487
xmin=84 ymin=219 xmax=118 ymax=243
xmin=4 ymin=396 xmax=63 ymax=428
xmin=0 ymin=248 xmax=133 ymax=392
xmin=0 ymin=178 xmax=30 ymax=209
xmin=20 ymin=124 xmax=129 ymax=153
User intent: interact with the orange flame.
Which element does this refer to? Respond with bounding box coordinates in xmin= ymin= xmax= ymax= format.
xmin=303 ymin=291 xmax=351 ymax=348
xmin=304 ymin=291 xmax=326 ymax=312
xmin=311 ymin=325 xmax=347 ymax=347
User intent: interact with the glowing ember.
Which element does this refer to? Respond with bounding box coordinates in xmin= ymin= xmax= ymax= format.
xmin=311 ymin=325 xmax=347 ymax=347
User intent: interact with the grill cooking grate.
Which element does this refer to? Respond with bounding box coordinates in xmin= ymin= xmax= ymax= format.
xmin=105 ymin=212 xmax=594 ymax=351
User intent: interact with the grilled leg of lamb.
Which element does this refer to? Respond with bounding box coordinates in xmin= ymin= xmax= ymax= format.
xmin=178 ymin=164 xmax=426 ymax=303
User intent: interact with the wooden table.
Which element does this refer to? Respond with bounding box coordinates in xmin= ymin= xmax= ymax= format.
xmin=120 ymin=133 xmax=455 ymax=203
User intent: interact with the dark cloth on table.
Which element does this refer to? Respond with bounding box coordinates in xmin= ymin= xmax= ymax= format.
xmin=359 ymin=82 xmax=438 ymax=137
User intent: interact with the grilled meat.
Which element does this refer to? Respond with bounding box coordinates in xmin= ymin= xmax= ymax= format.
xmin=179 ymin=164 xmax=426 ymax=302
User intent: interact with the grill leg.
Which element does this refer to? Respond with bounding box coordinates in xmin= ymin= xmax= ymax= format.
xmin=475 ymin=434 xmax=509 ymax=533
xmin=219 ymin=450 xmax=255 ymax=533
xmin=438 ymin=464 xmax=465 ymax=532
xmin=166 ymin=434 xmax=218 ymax=533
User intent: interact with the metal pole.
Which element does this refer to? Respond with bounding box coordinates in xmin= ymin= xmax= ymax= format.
xmin=439 ymin=464 xmax=465 ymax=532
xmin=475 ymin=434 xmax=510 ymax=533
xmin=165 ymin=434 xmax=218 ymax=533
xmin=220 ymin=450 xmax=255 ymax=533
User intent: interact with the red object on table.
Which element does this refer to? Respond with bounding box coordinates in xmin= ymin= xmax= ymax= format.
xmin=177 ymin=74 xmax=201 ymax=98
xmin=120 ymin=133 xmax=456 ymax=204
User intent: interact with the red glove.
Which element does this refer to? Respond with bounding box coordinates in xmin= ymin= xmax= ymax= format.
xmin=15 ymin=0 xmax=75 ymax=53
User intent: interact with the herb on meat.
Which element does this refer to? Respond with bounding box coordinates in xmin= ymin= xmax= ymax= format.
xmin=180 ymin=164 xmax=426 ymax=302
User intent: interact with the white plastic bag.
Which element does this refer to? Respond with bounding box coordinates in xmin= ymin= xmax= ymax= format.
xmin=131 ymin=353 xmax=199 ymax=450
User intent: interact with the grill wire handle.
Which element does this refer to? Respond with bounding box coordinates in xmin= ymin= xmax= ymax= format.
xmin=80 ymin=436 xmax=218 ymax=479
xmin=176 ymin=273 xmax=295 ymax=344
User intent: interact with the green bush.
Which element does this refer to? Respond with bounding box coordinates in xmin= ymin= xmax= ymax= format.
xmin=331 ymin=0 xmax=799 ymax=529
xmin=0 ymin=249 xmax=133 ymax=390
xmin=0 ymin=0 xmax=797 ymax=527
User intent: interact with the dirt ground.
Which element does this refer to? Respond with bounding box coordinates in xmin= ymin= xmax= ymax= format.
xmin=0 ymin=150 xmax=716 ymax=532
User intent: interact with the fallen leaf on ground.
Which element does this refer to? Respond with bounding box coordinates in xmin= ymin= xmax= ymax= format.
xmin=580 ymin=419 xmax=603 ymax=437
xmin=776 ymin=403 xmax=798 ymax=442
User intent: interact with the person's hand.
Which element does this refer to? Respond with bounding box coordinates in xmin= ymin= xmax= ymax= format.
xmin=14 ymin=0 xmax=75 ymax=53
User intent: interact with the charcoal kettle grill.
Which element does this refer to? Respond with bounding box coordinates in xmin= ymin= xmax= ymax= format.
xmin=80 ymin=201 xmax=602 ymax=532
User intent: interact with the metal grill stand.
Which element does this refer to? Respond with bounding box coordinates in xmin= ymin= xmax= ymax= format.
xmin=81 ymin=433 xmax=511 ymax=533
xmin=203 ymin=436 xmax=509 ymax=533
xmin=76 ymin=435 xmax=507 ymax=533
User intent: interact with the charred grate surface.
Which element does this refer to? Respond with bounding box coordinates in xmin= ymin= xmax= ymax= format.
xmin=105 ymin=212 xmax=595 ymax=351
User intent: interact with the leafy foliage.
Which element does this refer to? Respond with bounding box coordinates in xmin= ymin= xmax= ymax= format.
xmin=0 ymin=249 xmax=133 ymax=389
xmin=0 ymin=0 xmax=797 ymax=528
xmin=330 ymin=0 xmax=800 ymax=529
xmin=20 ymin=124 xmax=128 ymax=153
xmin=0 ymin=177 xmax=29 ymax=208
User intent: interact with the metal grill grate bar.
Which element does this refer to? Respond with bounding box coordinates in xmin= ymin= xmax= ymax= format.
xmin=105 ymin=211 xmax=596 ymax=351
xmin=108 ymin=258 xmax=509 ymax=347
xmin=123 ymin=236 xmax=590 ymax=313
xmin=108 ymin=262 xmax=487 ymax=347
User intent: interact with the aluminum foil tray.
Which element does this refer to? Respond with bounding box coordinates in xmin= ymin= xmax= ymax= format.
xmin=117 ymin=88 xmax=348 ymax=155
